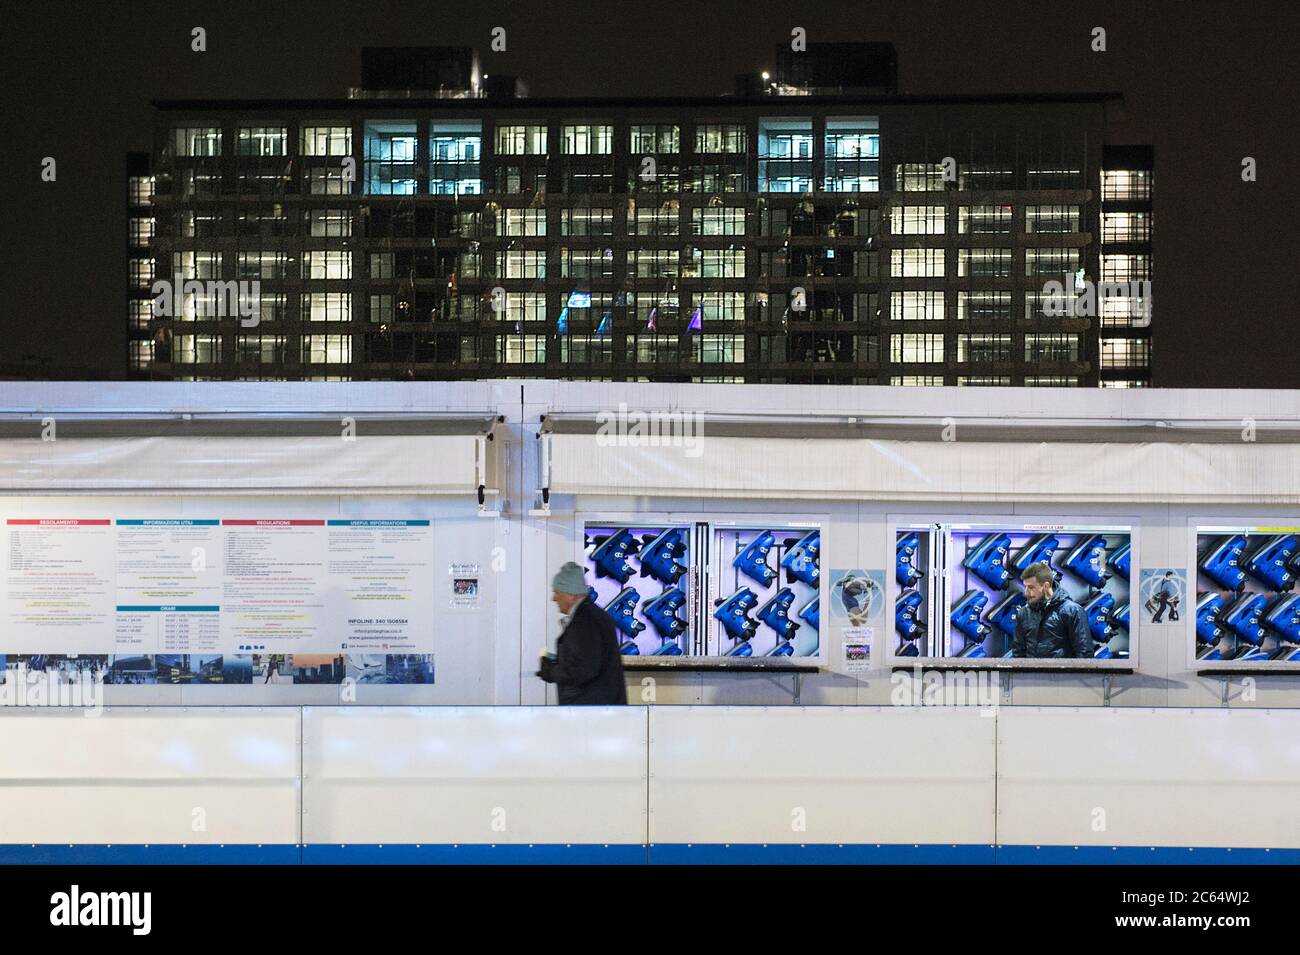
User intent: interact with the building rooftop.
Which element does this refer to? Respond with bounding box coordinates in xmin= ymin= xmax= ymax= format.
xmin=151 ymin=90 xmax=1125 ymax=111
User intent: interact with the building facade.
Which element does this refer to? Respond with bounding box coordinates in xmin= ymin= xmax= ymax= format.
xmin=126 ymin=50 xmax=1153 ymax=386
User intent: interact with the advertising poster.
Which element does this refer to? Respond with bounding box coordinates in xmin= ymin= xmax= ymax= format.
xmin=1 ymin=515 xmax=438 ymax=684
xmin=1139 ymin=568 xmax=1186 ymax=624
xmin=830 ymin=568 xmax=885 ymax=626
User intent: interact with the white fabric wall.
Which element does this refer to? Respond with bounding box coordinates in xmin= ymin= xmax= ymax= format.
xmin=0 ymin=434 xmax=486 ymax=495
xmin=548 ymin=433 xmax=1300 ymax=503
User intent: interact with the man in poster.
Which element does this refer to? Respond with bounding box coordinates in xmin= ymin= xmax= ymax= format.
xmin=536 ymin=562 xmax=627 ymax=705
xmin=1012 ymin=561 xmax=1094 ymax=658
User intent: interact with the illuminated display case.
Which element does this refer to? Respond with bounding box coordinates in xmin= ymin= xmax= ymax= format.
xmin=1193 ymin=524 xmax=1300 ymax=665
xmin=579 ymin=514 xmax=823 ymax=660
xmin=893 ymin=518 xmax=1135 ymax=664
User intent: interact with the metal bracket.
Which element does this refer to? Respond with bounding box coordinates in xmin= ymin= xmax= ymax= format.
xmin=792 ymin=672 xmax=802 ymax=705
xmin=527 ymin=425 xmax=553 ymax=516
xmin=473 ymin=431 xmax=500 ymax=517
xmin=1102 ymin=673 xmax=1114 ymax=706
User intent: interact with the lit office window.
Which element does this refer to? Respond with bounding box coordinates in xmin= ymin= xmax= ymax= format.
xmin=824 ymin=118 xmax=880 ymax=192
xmin=1025 ymin=205 xmax=1081 ymax=234
xmin=891 ymin=375 xmax=944 ymax=386
xmin=363 ymin=121 xmax=418 ymax=195
xmin=560 ymin=334 xmax=614 ymax=364
xmin=958 ymin=165 xmax=1014 ymax=190
xmin=173 ymin=127 xmax=221 ymax=157
xmin=692 ymin=206 xmax=745 ymax=236
xmin=303 ymin=251 xmax=351 ymax=280
xmin=758 ymin=119 xmax=813 ymax=192
xmin=958 ymin=376 xmax=1012 ymax=386
xmin=630 ymin=125 xmax=679 ymax=153
xmin=626 ymin=295 xmax=678 ymax=327
xmin=499 ymin=292 xmax=546 ymax=323
xmin=1100 ymin=379 xmax=1148 ymax=388
xmin=891 ymin=333 xmax=944 ymax=363
xmin=236 ymin=251 xmax=289 ymax=280
xmin=959 ymin=205 xmax=1012 ymax=235
xmin=957 ymin=291 xmax=1011 ymax=321
xmin=561 ymin=124 xmax=613 ymax=154
xmin=236 ymin=334 xmax=287 ymax=363
xmin=698 ymin=292 xmax=745 ymax=322
xmin=1101 ymin=254 xmax=1151 ymax=283
xmin=1102 ymin=212 xmax=1152 ymax=243
xmin=173 ymin=334 xmax=222 ymax=364
xmin=891 ymin=291 xmax=944 ymax=321
xmin=172 ymin=251 xmax=220 ymax=280
xmin=181 ymin=212 xmax=220 ymax=238
xmin=502 ymin=208 xmax=546 ymax=236
xmin=561 ymin=208 xmax=613 ymax=237
xmin=307 ymin=167 xmax=348 ymax=195
xmin=634 ymin=204 xmax=681 ymax=237
xmin=686 ymin=164 xmax=747 ymax=193
xmin=1101 ymin=295 xmax=1151 ymax=327
xmin=301 ymin=126 xmax=352 ymax=156
xmin=894 ymin=163 xmax=945 ymax=191
xmin=1101 ymin=337 xmax=1151 ymax=368
xmin=956 ymin=334 xmax=1012 ymax=363
xmin=694 ymin=124 xmax=747 ymax=153
xmin=1024 ymin=333 xmax=1079 ymax=363
xmin=562 ymin=249 xmax=615 ymax=280
xmin=129 ymin=217 xmax=155 ymax=245
xmin=1101 ymin=169 xmax=1152 ymax=200
xmin=1025 ymin=248 xmax=1080 ymax=277
xmin=302 ymin=292 xmax=352 ymax=322
xmin=304 ymin=334 xmax=351 ymax=363
xmin=304 ymin=209 xmax=352 ymax=237
xmin=128 ymin=176 xmax=155 ymax=205
xmin=129 ymin=339 xmax=154 ymax=368
xmin=497 ymin=250 xmax=546 ymax=279
xmin=626 ymin=249 xmax=679 ymax=279
xmin=958 ymin=248 xmax=1012 ymax=278
xmin=429 ymin=122 xmax=482 ymax=194
xmin=368 ymin=294 xmax=393 ymax=324
xmin=1024 ymin=376 xmax=1078 ymax=386
xmin=892 ymin=206 xmax=945 ymax=235
xmin=128 ymin=300 xmax=152 ymax=329
xmin=495 ymin=125 xmax=547 ymax=155
xmin=692 ymin=334 xmax=744 ymax=363
xmin=689 ymin=249 xmax=744 ymax=279
xmin=498 ymin=334 xmax=547 ymax=363
xmin=237 ymin=127 xmax=287 ymax=157
xmin=891 ymin=248 xmax=945 ymax=278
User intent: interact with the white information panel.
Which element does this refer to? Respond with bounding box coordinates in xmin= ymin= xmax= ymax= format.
xmin=4 ymin=517 xmax=434 ymax=656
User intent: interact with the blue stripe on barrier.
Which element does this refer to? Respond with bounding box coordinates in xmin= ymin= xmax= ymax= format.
xmin=648 ymin=843 xmax=996 ymax=864
xmin=1 ymin=843 xmax=1297 ymax=865
xmin=0 ymin=843 xmax=302 ymax=865
xmin=303 ymin=843 xmax=646 ymax=865
xmin=994 ymin=844 xmax=1300 ymax=865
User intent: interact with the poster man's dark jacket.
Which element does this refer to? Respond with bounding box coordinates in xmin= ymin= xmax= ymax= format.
xmin=1012 ymin=588 xmax=1094 ymax=658
xmin=537 ymin=597 xmax=628 ymax=704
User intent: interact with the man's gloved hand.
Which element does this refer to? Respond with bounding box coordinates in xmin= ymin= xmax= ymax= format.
xmin=536 ymin=648 xmax=556 ymax=682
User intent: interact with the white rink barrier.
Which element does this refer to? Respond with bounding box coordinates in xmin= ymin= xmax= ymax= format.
xmin=1 ymin=705 xmax=1298 ymax=864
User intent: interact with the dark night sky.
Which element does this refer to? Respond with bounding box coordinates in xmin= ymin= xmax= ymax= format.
xmin=3 ymin=0 xmax=1298 ymax=387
